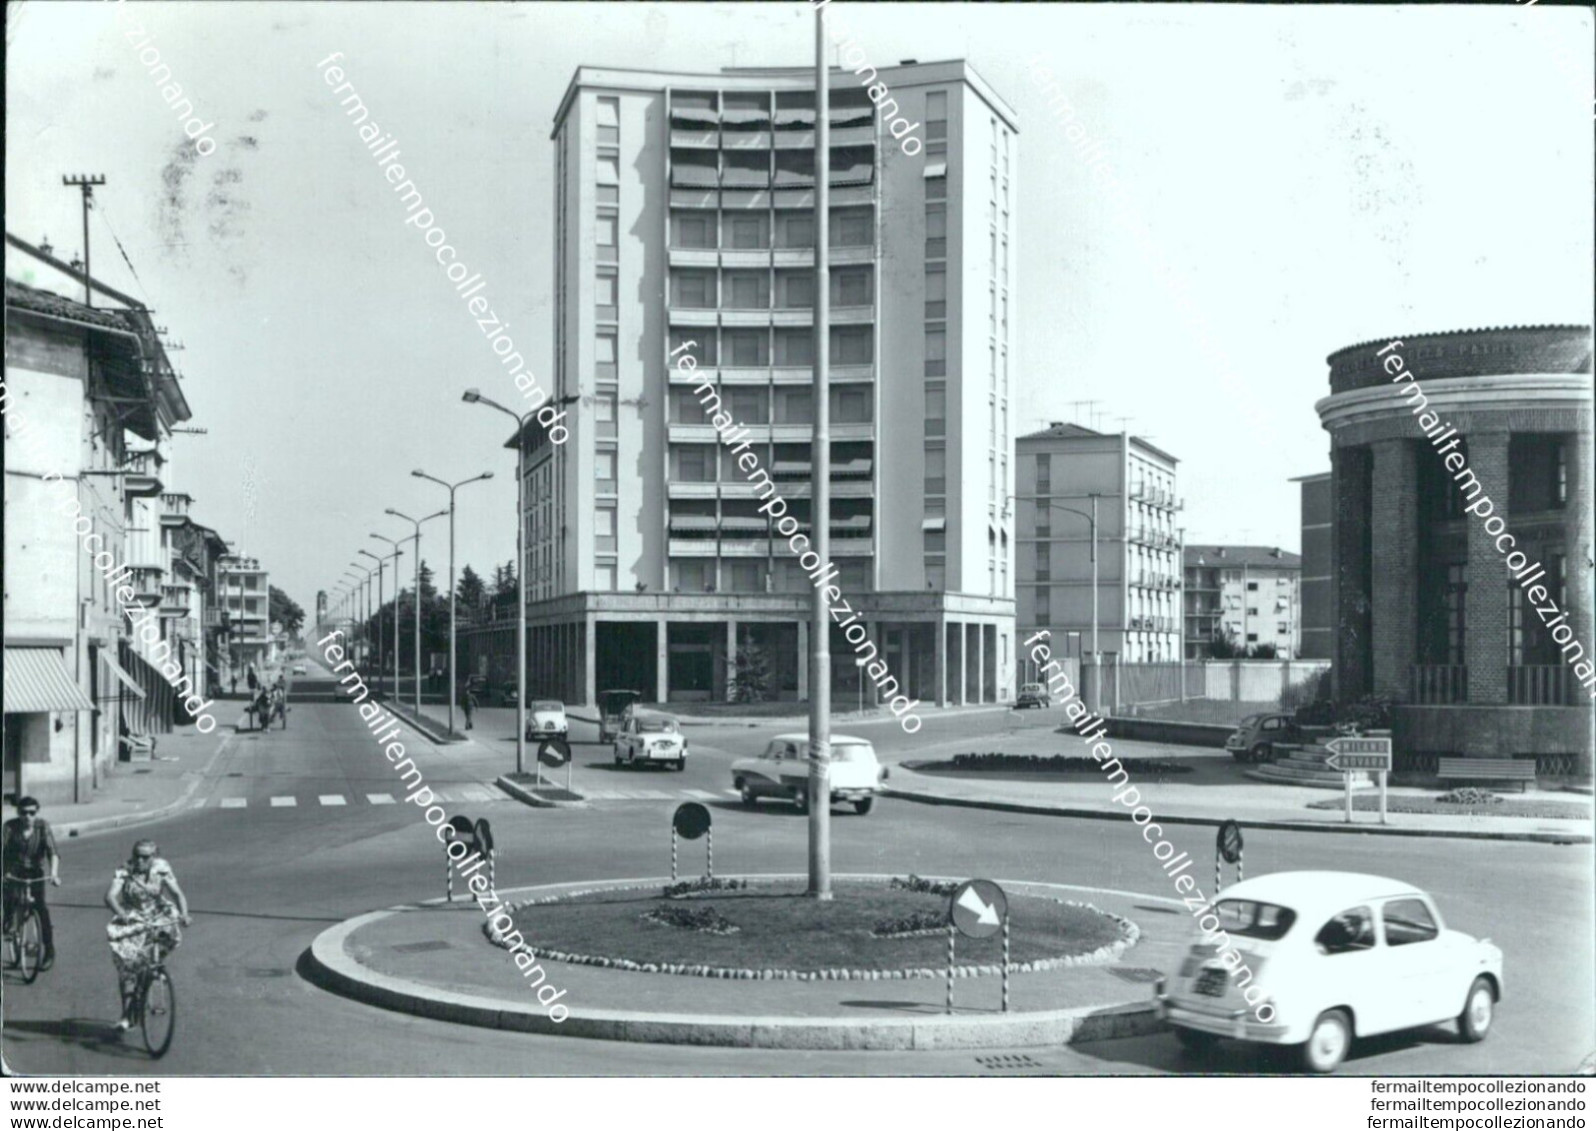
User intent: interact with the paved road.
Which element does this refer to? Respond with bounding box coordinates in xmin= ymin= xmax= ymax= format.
xmin=4 ymin=686 xmax=1591 ymax=1075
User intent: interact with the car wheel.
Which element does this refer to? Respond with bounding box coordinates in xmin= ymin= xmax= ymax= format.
xmin=1249 ymin=743 xmax=1271 ymax=764
xmin=738 ymin=781 xmax=757 ymax=807
xmin=853 ymin=797 xmax=874 ymax=815
xmin=1301 ymin=1009 xmax=1352 ymax=1073
xmin=1458 ymin=977 xmax=1494 ymax=1042
xmin=1173 ymin=1027 xmax=1218 ymax=1055
xmin=675 ymin=759 xmax=686 ymax=772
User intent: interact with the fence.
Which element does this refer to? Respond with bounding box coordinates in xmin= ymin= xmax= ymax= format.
xmin=1075 ymin=658 xmax=1333 ymax=715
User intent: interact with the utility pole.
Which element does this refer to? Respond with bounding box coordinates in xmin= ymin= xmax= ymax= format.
xmin=62 ymin=175 xmax=106 ymax=307
xmin=808 ymin=2 xmax=833 ymax=901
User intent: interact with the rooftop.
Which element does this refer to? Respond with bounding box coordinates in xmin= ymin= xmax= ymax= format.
xmin=1184 ymin=545 xmax=1301 ymax=569
xmin=1018 ymin=421 xmax=1180 ymax=465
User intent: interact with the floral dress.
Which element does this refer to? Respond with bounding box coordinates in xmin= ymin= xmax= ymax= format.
xmin=107 ymin=860 xmax=182 ymax=992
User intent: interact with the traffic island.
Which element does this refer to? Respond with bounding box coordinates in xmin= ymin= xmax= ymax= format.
xmin=495 ymin=772 xmax=588 ymax=809
xmin=305 ymin=874 xmax=1176 ymax=1049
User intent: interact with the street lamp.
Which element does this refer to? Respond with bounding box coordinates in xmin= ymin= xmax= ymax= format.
xmin=462 ymin=387 xmax=579 ymax=776
xmin=357 ymin=548 xmax=389 ymax=686
xmin=413 ymin=469 xmax=494 ymax=734
xmin=386 ymin=507 xmax=448 ymax=719
xmin=1007 ymin=493 xmax=1102 ymax=713
xmin=349 ymin=563 xmax=376 ymax=667
xmin=370 ymin=533 xmax=404 ymax=700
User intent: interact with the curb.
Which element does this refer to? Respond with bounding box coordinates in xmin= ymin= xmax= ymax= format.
xmin=378 ymin=699 xmax=466 ymax=746
xmin=304 ymin=874 xmax=1166 ymax=1049
xmin=881 ymin=784 xmax=1593 ymax=844
xmin=58 ymin=728 xmax=240 ymax=839
xmin=494 ymin=774 xmax=589 ymax=810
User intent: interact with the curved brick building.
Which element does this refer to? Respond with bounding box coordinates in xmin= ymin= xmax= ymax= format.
xmin=1314 ymin=325 xmax=1593 ymax=771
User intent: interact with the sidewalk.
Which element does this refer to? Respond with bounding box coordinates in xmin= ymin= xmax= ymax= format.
xmin=48 ymin=717 xmax=245 ymax=839
xmin=885 ymin=760 xmax=1594 ymax=843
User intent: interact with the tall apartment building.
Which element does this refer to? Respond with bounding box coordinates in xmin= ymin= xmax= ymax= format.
xmin=1182 ymin=545 xmax=1303 ymax=659
xmin=1291 ymin=472 xmax=1333 ymax=659
xmin=217 ymin=555 xmax=274 ymax=677
xmin=1014 ymin=423 xmax=1182 ymax=674
xmin=509 ymin=61 xmax=1017 ymax=706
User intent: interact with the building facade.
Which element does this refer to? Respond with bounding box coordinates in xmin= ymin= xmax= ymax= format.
xmin=217 ymin=555 xmax=275 ymax=679
xmin=487 ymin=61 xmax=1018 ymax=706
xmin=1316 ymin=324 xmax=1593 ymax=767
xmin=1182 ymin=545 xmax=1303 ymax=659
xmin=1015 ymin=423 xmax=1182 ymax=676
xmin=1292 ymin=472 xmax=1333 ymax=660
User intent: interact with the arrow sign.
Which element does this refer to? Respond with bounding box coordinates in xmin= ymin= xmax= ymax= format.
xmin=1324 ymin=735 xmax=1392 ymax=773
xmin=949 ymin=879 xmax=1007 ymax=939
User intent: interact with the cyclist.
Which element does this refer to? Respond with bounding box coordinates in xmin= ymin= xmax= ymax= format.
xmin=2 ymin=796 xmax=60 ymax=970
xmin=105 ymin=839 xmax=190 ymax=1031
xmin=268 ymin=674 xmax=288 ymax=729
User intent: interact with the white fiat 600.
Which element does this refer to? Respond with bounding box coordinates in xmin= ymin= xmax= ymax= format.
xmin=1156 ymin=871 xmax=1503 ymax=1072
xmin=730 ymin=733 xmax=886 ymax=814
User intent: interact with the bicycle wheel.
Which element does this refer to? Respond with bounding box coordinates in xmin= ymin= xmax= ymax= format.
xmin=141 ymin=968 xmax=176 ymax=1058
xmin=15 ymin=909 xmax=42 ymax=984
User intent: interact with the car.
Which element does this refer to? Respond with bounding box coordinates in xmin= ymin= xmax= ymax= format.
xmin=1016 ymin=682 xmax=1051 ymax=709
xmin=612 ymin=706 xmax=687 ymax=770
xmin=1156 ymin=870 xmax=1502 ymax=1073
xmin=291 ymin=663 xmax=307 ymax=676
xmin=730 ymin=733 xmax=888 ymax=815
xmin=524 ymin=699 xmax=569 ymax=741
xmin=1225 ymin=712 xmax=1297 ymax=763
xmin=597 ymin=689 xmax=644 ymax=743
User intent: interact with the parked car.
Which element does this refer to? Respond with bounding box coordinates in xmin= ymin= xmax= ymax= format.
xmin=597 ymin=689 xmax=644 ymax=743
xmin=1016 ymin=682 xmax=1051 ymax=709
xmin=1226 ymin=712 xmax=1298 ymax=763
xmin=730 ymin=732 xmax=888 ymax=815
xmin=524 ymin=699 xmax=569 ymax=741
xmin=291 ymin=663 xmax=307 ymax=676
xmin=612 ymin=706 xmax=687 ymax=770
xmin=1156 ymin=871 xmax=1502 ymax=1073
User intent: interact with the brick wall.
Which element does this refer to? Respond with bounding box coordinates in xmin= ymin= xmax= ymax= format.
xmin=1370 ymin=439 xmax=1419 ymax=695
xmin=1462 ymin=432 xmax=1512 ymax=703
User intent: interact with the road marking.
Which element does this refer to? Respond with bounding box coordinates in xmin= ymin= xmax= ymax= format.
xmin=270 ymin=796 xmax=297 ymax=807
xmin=367 ymin=793 xmax=396 ymax=805
xmin=219 ymin=797 xmax=247 ymax=809
xmin=457 ymin=787 xmax=496 ymax=802
xmin=318 ymin=794 xmax=347 ymax=806
xmin=191 ymin=799 xmax=208 ymax=808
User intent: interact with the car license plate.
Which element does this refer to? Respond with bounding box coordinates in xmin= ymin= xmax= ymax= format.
xmin=1194 ymin=968 xmax=1228 ymax=997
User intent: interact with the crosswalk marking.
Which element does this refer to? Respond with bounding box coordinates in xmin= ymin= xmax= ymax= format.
xmin=220 ymin=797 xmax=247 ymax=809
xmin=270 ymin=796 xmax=297 ymax=807
xmin=456 ymin=786 xmax=496 ymax=802
xmin=318 ymin=794 xmax=347 ymax=806
xmin=367 ymin=793 xmax=396 ymax=804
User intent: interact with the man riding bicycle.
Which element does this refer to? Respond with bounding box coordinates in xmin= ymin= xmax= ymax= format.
xmin=3 ymin=797 xmax=60 ymax=970
xmin=105 ymin=839 xmax=190 ymax=1031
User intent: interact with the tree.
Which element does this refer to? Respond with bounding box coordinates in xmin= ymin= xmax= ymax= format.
xmin=731 ymin=642 xmax=775 ymax=703
xmin=1248 ymin=642 xmax=1278 ymax=660
xmin=418 ymin=560 xmax=438 ymax=603
xmin=1207 ymin=631 xmax=1243 ymax=660
xmin=491 ymin=559 xmax=517 ymax=609
xmin=268 ymin=586 xmax=305 ymax=637
xmin=456 ymin=564 xmax=487 ymax=612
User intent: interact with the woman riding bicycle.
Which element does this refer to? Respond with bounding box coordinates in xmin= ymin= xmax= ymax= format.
xmin=105 ymin=839 xmax=190 ymax=1031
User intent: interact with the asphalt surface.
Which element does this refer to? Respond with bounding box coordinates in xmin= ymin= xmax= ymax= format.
xmin=4 ymin=669 xmax=1591 ymax=1076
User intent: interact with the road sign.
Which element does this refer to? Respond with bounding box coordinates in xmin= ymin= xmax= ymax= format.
xmin=949 ymin=879 xmax=1007 ymax=940
xmin=1324 ymin=736 xmax=1392 ymax=773
xmin=537 ymin=737 xmax=571 ymax=767
xmin=673 ymin=801 xmax=711 ymax=841
xmin=1216 ymin=820 xmax=1244 ymax=865
xmin=473 ymin=817 xmax=494 ymax=853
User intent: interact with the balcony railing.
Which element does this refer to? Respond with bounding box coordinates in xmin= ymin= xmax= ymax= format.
xmin=1411 ymin=664 xmax=1468 ymax=704
xmin=1508 ymin=665 xmax=1575 ymax=706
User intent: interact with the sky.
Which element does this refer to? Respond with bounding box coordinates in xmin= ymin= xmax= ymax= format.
xmin=7 ymin=1 xmax=1592 ymax=616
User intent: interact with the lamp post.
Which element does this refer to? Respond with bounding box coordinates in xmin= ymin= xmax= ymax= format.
xmin=357 ymin=548 xmax=387 ymax=684
xmin=462 ymin=388 xmax=579 ymax=776
xmin=387 ymin=507 xmax=448 ymax=719
xmin=1009 ymin=493 xmax=1101 ymax=713
xmin=349 ymin=564 xmax=375 ymax=667
xmin=808 ymin=0 xmax=833 ymax=901
xmin=413 ymin=470 xmax=494 ymax=735
xmin=370 ymin=534 xmax=403 ymax=699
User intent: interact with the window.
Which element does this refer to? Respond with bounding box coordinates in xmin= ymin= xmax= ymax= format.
xmin=1247 ymin=581 xmax=1259 ymax=591
xmin=1033 ymin=586 xmax=1050 ymax=622
xmin=1214 ymin=900 xmax=1297 ymax=941
xmin=924 ymin=530 xmax=945 ymax=552
xmin=723 ymin=329 xmax=769 ymax=366
xmin=925 ymin=169 xmax=946 ymax=201
xmin=831 ymin=267 xmax=872 ymax=307
xmin=669 ymin=387 xmax=708 ymax=424
xmin=594 ymin=273 xmax=617 ymax=309
xmin=774 ymin=328 xmax=815 ymax=367
xmin=596 ymin=96 xmax=619 ymax=146
xmin=671 ymin=212 xmax=715 ymax=249
xmin=1314 ymin=906 xmax=1376 ymax=955
xmin=926 ymin=266 xmax=946 ymax=318
xmin=673 ymin=445 xmax=716 ymax=482
xmin=1554 ymin=439 xmax=1568 ymax=507
xmin=669 ymin=328 xmax=714 ymax=366
xmin=725 ymin=560 xmax=764 ymax=592
xmin=1382 ymin=899 xmax=1439 ymax=946
xmin=595 ymin=449 xmax=617 ymax=491
xmin=596 ymin=215 xmax=617 ymax=246
xmin=595 ymin=333 xmax=617 ymax=379
xmin=830 ymin=326 xmax=872 ymax=365
xmin=925 ymin=446 xmax=946 ymax=494
xmin=777 ymin=271 xmax=813 ymax=309
xmin=926 ymin=90 xmax=947 ymax=140
xmin=725 ymin=270 xmax=770 ymax=309
xmin=925 ymin=205 xmax=947 ymax=258
xmin=726 ymin=386 xmax=768 ymax=424
xmin=671 ymin=270 xmax=715 ymax=308
xmin=595 ymin=389 xmax=617 ymax=437
xmin=1035 ymin=542 xmax=1050 ymax=581
xmin=595 ymin=506 xmax=617 ymax=553
xmin=830 ymin=386 xmax=871 ymax=423
xmin=1246 ymin=633 xmax=1258 ymax=643
xmin=1247 ymin=607 xmax=1259 ymax=617
xmin=727 ymin=214 xmax=769 ymax=249
xmin=832 ymin=209 xmax=873 ymax=247
xmin=593 ymin=562 xmax=617 ymax=591
xmin=774 ymin=387 xmax=812 ymax=424
xmin=596 ymin=157 xmax=619 ymax=185
xmin=924 ymin=327 xmax=947 ymax=379
xmin=776 ymin=213 xmax=815 ymax=248
xmin=925 ymin=385 xmax=945 ymax=436
xmin=673 ymin=559 xmax=712 ymax=592
xmin=1444 ymin=562 xmax=1466 ymax=665
xmin=1035 ymin=453 xmax=1051 ymax=494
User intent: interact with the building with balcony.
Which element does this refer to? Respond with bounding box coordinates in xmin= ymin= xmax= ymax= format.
xmin=1014 ymin=423 xmax=1182 ymax=678
xmin=217 ymin=554 xmax=275 ymax=679
xmin=1183 ymin=545 xmax=1302 ymax=659
xmin=1316 ymin=324 xmax=1593 ymax=770
xmin=1292 ymin=472 xmax=1333 ymax=660
xmin=474 ymin=61 xmax=1019 ymax=706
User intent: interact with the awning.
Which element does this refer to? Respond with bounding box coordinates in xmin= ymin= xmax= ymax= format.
xmin=104 ymin=652 xmax=148 ymax=701
xmin=3 ymin=647 xmax=95 ymax=713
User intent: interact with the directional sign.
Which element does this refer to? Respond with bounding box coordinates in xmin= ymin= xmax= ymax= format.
xmin=537 ymin=737 xmax=571 ymax=767
xmin=949 ymin=879 xmax=1007 ymax=939
xmin=473 ymin=817 xmax=494 ymax=854
xmin=1216 ymin=820 xmax=1244 ymax=865
xmin=1324 ymin=736 xmax=1392 ymax=773
xmin=673 ymin=801 xmax=711 ymax=841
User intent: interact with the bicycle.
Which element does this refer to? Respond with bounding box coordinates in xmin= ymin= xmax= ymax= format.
xmin=115 ymin=916 xmax=180 ymax=1058
xmin=2 ymin=874 xmax=45 ymax=984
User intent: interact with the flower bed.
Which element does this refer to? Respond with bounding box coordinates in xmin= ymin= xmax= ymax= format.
xmin=642 ymin=904 xmax=739 ymax=935
xmin=488 ymin=877 xmax=1139 ymax=981
xmin=918 ymin=753 xmax=1192 ymax=775
xmin=661 ymin=876 xmax=749 ymax=899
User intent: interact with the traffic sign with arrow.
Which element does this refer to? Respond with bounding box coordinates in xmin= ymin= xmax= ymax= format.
xmin=1324 ymin=735 xmax=1392 ymax=772
xmin=949 ymin=879 xmax=1007 ymax=940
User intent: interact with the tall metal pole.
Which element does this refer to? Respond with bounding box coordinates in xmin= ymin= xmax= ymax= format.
xmin=515 ymin=423 xmax=527 ymax=776
xmin=63 ymin=175 xmax=105 ymax=308
xmin=413 ymin=531 xmax=422 ymax=717
xmin=447 ymin=490 xmax=457 ymax=733
xmin=1090 ymin=493 xmax=1100 ymax=715
xmin=808 ymin=3 xmax=833 ymax=900
xmin=393 ymin=551 xmax=401 ymax=697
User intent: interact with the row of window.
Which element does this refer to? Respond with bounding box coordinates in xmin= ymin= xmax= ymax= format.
xmin=668 ymin=385 xmax=872 ymax=426
xmin=665 ymin=326 xmax=873 ymax=367
xmin=669 ymin=266 xmax=872 ymax=309
xmin=669 ymin=147 xmax=874 ymax=189
xmin=670 ymin=208 xmax=873 ymax=251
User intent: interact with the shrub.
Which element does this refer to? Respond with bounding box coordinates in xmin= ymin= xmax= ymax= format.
xmin=1292 ymin=692 xmax=1393 ymax=732
xmin=949 ymin=752 xmax=1190 ymax=775
xmin=889 ymin=874 xmax=959 ymax=897
xmin=662 ymin=876 xmax=748 ymax=899
xmin=872 ymin=909 xmax=949 ymax=937
xmin=642 ymin=904 xmax=739 ymax=934
xmin=1438 ymin=787 xmax=1502 ymax=806
xmin=731 ymin=642 xmax=774 ymax=703
xmin=1280 ymin=668 xmax=1332 ymax=713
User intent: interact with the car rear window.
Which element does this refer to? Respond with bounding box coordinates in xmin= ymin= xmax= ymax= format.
xmin=638 ymin=720 xmax=678 ymax=733
xmin=1214 ymin=899 xmax=1297 ymax=940
xmin=533 ymin=701 xmax=563 ymax=712
xmin=831 ymin=743 xmax=873 ymax=763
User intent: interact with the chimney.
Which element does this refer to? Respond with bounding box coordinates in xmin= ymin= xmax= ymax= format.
xmin=1271 ymin=547 xmax=1282 ymax=558
xmin=1216 ymin=547 xmax=1226 ymax=558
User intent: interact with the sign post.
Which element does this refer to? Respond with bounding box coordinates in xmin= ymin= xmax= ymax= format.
xmin=672 ymin=802 xmax=712 ymax=883
xmin=947 ymin=878 xmax=1009 ymax=1014
xmin=1215 ymin=819 xmax=1244 ymax=893
xmin=1324 ymin=737 xmax=1393 ymax=825
xmin=537 ymin=737 xmax=572 ymax=795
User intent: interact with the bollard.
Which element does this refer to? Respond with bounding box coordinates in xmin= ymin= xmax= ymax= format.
xmin=671 ymin=828 xmax=678 ymax=883
xmin=1001 ymin=917 xmax=1011 ymax=1013
xmin=706 ymin=827 xmax=713 ymax=881
xmin=946 ymin=924 xmax=955 ymax=1015
xmin=488 ymin=848 xmax=496 ymax=894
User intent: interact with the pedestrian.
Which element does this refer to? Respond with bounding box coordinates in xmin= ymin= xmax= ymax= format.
xmin=2 ymin=797 xmax=61 ymax=970
xmin=459 ymin=678 xmax=477 ymax=730
xmin=230 ymin=672 xmax=239 ymax=697
xmin=246 ymin=665 xmax=258 ymax=693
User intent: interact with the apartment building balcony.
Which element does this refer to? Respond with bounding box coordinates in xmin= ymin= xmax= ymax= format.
xmin=831 ymin=304 xmax=873 ymax=324
xmin=722 ymin=131 xmax=774 ymax=150
xmin=667 ymin=247 xmax=719 ymax=268
xmin=670 ymin=127 xmax=719 ymax=148
xmin=1411 ymin=664 xmax=1468 ymax=705
xmin=720 ymin=308 xmax=771 ymax=327
xmin=670 ymin=188 xmax=719 ymax=209
xmin=668 ymin=306 xmax=720 ymax=327
xmin=669 ymin=539 xmax=721 ymax=557
xmin=1508 ymin=665 xmax=1579 ymax=706
xmin=667 ymin=481 xmax=720 ymax=500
